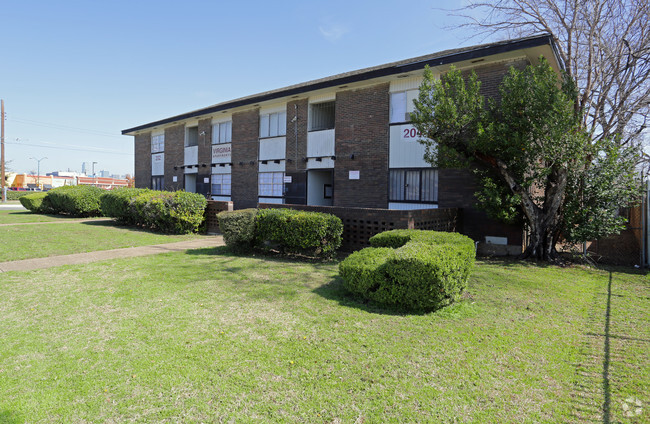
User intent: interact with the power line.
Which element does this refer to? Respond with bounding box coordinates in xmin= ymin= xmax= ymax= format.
xmin=8 ymin=116 xmax=125 ymax=138
xmin=5 ymin=140 xmax=133 ymax=156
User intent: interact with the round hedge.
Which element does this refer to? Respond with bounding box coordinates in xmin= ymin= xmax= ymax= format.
xmin=339 ymin=229 xmax=476 ymax=311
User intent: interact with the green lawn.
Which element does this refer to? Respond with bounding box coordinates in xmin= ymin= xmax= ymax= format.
xmin=0 ymin=249 xmax=647 ymax=423
xmin=0 ymin=210 xmax=90 ymax=224
xmin=0 ymin=221 xmax=200 ymax=262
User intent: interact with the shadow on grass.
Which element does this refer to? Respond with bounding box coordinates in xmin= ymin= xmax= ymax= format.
xmin=0 ymin=410 xmax=23 ymax=424
xmin=570 ymin=271 xmax=649 ymax=423
xmin=313 ymin=276 xmax=433 ymax=317
xmin=478 ymin=256 xmax=647 ymax=277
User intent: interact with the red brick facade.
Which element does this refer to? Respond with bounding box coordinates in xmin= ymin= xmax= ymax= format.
xmin=231 ymin=109 xmax=259 ymax=209
xmin=134 ymin=132 xmax=151 ymax=189
xmin=334 ymin=83 xmax=390 ymax=208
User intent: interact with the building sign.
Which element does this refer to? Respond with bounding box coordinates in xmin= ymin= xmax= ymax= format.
xmin=151 ymin=153 xmax=164 ymax=176
xmin=283 ymin=176 xmax=292 ymax=183
xmin=349 ymin=170 xmax=360 ymax=180
xmin=212 ymin=144 xmax=232 ymax=162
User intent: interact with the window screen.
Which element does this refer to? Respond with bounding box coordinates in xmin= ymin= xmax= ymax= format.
xmin=389 ymin=169 xmax=438 ymax=203
xmin=186 ymin=127 xmax=199 ymax=147
xmin=390 ymin=92 xmax=407 ymax=123
xmin=309 ymin=101 xmax=335 ymax=131
xmin=151 ymin=134 xmax=165 ymax=153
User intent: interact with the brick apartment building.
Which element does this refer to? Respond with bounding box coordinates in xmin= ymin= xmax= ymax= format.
xmin=123 ymin=34 xmax=562 ymax=252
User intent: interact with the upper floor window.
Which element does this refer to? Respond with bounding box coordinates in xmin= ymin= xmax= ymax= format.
xmin=390 ymin=90 xmax=418 ymax=123
xmin=309 ymin=101 xmax=335 ymax=131
xmin=185 ymin=126 xmax=199 ymax=147
xmin=212 ymin=121 xmax=232 ymax=144
xmin=151 ymin=133 xmax=164 ymax=153
xmin=260 ymin=111 xmax=287 ymax=138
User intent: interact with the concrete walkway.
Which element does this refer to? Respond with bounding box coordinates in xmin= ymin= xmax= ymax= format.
xmin=0 ymin=236 xmax=225 ymax=273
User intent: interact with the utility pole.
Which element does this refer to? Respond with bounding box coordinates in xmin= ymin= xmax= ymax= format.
xmin=29 ymin=157 xmax=47 ymax=189
xmin=1 ymin=99 xmax=5 ymax=202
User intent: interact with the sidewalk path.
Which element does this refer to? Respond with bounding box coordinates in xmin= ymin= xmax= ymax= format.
xmin=0 ymin=236 xmax=225 ymax=273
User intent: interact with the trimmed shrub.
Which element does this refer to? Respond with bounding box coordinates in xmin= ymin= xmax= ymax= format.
xmin=129 ymin=190 xmax=206 ymax=234
xmin=217 ymin=209 xmax=258 ymax=252
xmin=255 ymin=208 xmax=343 ymax=259
xmin=339 ymin=229 xmax=475 ymax=312
xmin=6 ymin=191 xmax=30 ymax=201
xmin=19 ymin=192 xmax=49 ymax=212
xmin=100 ymin=187 xmax=148 ymax=225
xmin=44 ymin=185 xmax=104 ymax=217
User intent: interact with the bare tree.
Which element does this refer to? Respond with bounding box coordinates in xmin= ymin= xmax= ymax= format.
xmin=453 ymin=0 xmax=650 ymax=146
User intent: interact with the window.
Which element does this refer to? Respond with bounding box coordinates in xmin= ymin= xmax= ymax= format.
xmin=258 ymin=172 xmax=284 ymax=197
xmin=389 ymin=169 xmax=438 ymax=202
xmin=309 ymin=101 xmax=335 ymax=131
xmin=211 ymin=173 xmax=231 ymax=196
xmin=185 ymin=126 xmax=199 ymax=147
xmin=260 ymin=111 xmax=287 ymax=138
xmin=151 ymin=176 xmax=164 ymax=191
xmin=151 ymin=133 xmax=164 ymax=153
xmin=390 ymin=90 xmax=418 ymax=123
xmin=212 ymin=121 xmax=232 ymax=144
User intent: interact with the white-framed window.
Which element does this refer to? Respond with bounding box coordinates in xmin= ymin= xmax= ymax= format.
xmin=260 ymin=111 xmax=287 ymax=138
xmin=151 ymin=133 xmax=165 ymax=153
xmin=258 ymin=172 xmax=284 ymax=197
xmin=185 ymin=126 xmax=199 ymax=147
xmin=309 ymin=101 xmax=335 ymax=131
xmin=211 ymin=173 xmax=231 ymax=196
xmin=212 ymin=121 xmax=232 ymax=144
xmin=389 ymin=168 xmax=438 ymax=202
xmin=390 ymin=90 xmax=419 ymax=124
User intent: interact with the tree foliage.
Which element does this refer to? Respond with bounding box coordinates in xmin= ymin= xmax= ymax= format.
xmin=411 ymin=59 xmax=641 ymax=260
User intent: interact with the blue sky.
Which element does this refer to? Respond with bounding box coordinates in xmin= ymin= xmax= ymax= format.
xmin=1 ymin=0 xmax=476 ymax=176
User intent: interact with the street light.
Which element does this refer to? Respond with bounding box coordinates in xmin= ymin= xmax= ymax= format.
xmin=29 ymin=157 xmax=47 ymax=189
xmin=92 ymin=161 xmax=98 ymax=177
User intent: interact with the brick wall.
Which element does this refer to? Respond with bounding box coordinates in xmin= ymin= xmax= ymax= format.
xmin=134 ymin=132 xmax=151 ymax=189
xmin=164 ymin=125 xmax=185 ymax=192
xmin=334 ymin=83 xmax=390 ymax=208
xmin=231 ymin=109 xmax=259 ymax=209
xmin=465 ymin=58 xmax=529 ymax=99
xmin=259 ymin=203 xmax=459 ymax=252
xmin=205 ymin=200 xmax=234 ymax=234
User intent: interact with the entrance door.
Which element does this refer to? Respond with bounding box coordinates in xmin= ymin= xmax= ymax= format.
xmin=307 ymin=170 xmax=333 ymax=206
xmin=184 ymin=174 xmax=197 ymax=193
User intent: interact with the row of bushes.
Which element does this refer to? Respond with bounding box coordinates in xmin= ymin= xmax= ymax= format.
xmin=339 ymin=229 xmax=476 ymax=311
xmin=20 ymin=186 xmax=207 ymax=234
xmin=5 ymin=190 xmax=31 ymax=201
xmin=217 ymin=208 xmax=343 ymax=259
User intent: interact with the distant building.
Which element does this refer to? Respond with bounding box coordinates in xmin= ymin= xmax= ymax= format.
xmin=47 ymin=171 xmax=84 ymax=178
xmin=99 ymin=170 xmax=110 ymax=178
xmin=81 ymin=162 xmax=91 ymax=176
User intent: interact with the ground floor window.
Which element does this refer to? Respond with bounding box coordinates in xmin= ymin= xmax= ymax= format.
xmin=389 ymin=168 xmax=438 ymax=202
xmin=211 ymin=174 xmax=231 ymax=196
xmin=259 ymin=172 xmax=284 ymax=197
xmin=151 ymin=176 xmax=164 ymax=191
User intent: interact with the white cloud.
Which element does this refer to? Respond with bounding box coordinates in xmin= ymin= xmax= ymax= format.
xmin=318 ymin=21 xmax=349 ymax=42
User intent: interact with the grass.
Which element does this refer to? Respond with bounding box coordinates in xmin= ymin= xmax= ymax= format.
xmin=0 ymin=249 xmax=647 ymax=423
xmin=0 ymin=221 xmax=200 ymax=262
xmin=0 ymin=210 xmax=89 ymax=224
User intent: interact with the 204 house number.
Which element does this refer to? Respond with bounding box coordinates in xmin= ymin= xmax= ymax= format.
xmin=402 ymin=127 xmax=421 ymax=139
